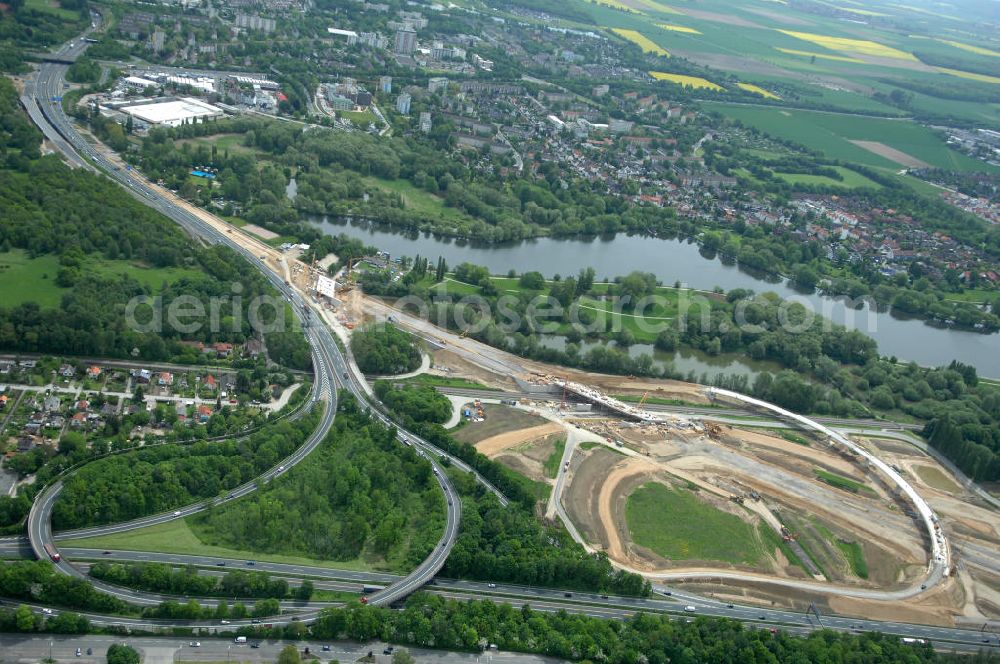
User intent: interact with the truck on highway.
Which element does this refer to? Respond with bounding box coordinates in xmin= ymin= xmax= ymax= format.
xmin=234 ymin=637 xmax=247 ymax=644
xmin=43 ymin=543 xmax=61 ymax=562
xmin=362 ymin=584 xmax=385 ymax=594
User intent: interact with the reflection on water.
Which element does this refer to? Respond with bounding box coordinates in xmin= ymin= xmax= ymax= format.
xmin=312 ymin=216 xmax=1000 ymax=376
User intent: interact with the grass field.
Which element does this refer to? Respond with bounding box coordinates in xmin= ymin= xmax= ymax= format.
xmin=0 ymin=250 xmax=204 ymax=309
xmin=399 ymin=374 xmax=498 ymax=391
xmin=773 ymin=166 xmax=881 ymax=189
xmin=61 ymin=519 xmax=376 ymax=571
xmin=364 ymin=177 xmax=474 ymax=225
xmin=542 ymin=438 xmax=567 ymax=479
xmin=23 ymin=0 xmax=79 ymax=20
xmin=0 ymin=250 xmax=66 ymax=308
xmin=814 ymin=468 xmax=873 ymax=495
xmin=625 ymin=482 xmax=764 ymax=565
xmin=649 ymin=71 xmax=722 ymax=90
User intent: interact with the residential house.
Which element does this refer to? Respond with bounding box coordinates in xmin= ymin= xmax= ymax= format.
xmin=58 ymin=364 xmax=76 ymax=378
xmin=44 ymin=395 xmax=62 ymax=412
xmin=86 ymin=366 xmax=102 ymax=380
xmin=197 ymin=405 xmax=213 ymax=423
xmin=158 ymin=372 xmax=174 ymax=387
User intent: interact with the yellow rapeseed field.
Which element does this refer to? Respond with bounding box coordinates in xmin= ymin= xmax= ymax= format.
xmin=637 ymin=0 xmax=683 ymax=15
xmin=775 ymin=47 xmax=865 ymax=63
xmin=778 ymin=30 xmax=917 ymax=61
xmin=938 ymin=39 xmax=1000 ymax=58
xmin=934 ymin=67 xmax=1000 ymax=85
xmin=657 ymin=23 xmax=701 ymax=34
xmin=614 ymin=29 xmax=670 ymax=56
xmin=649 ymin=71 xmax=723 ymax=90
xmin=737 ymin=83 xmax=780 ymax=99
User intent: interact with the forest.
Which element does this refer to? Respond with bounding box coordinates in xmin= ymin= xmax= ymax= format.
xmin=51 ymin=409 xmax=321 ymax=530
xmin=352 ymin=323 xmax=422 ymax=375
xmin=189 ymin=395 xmax=445 ymax=571
xmin=0 ymin=81 xmax=311 ymax=370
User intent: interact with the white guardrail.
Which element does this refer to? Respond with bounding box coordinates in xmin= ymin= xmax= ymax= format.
xmin=704 ymin=387 xmax=950 ymax=575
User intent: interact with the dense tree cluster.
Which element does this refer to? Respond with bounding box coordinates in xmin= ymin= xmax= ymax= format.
xmin=190 ymin=395 xmax=445 ymax=570
xmin=310 ymin=594 xmax=955 ymax=663
xmin=373 ymin=380 xmax=452 ymax=424
xmin=52 ymin=410 xmax=321 ymax=529
xmin=352 ymin=324 xmax=422 ymax=375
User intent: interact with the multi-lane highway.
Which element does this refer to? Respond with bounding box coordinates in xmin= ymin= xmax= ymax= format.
xmin=19 ymin=22 xmax=473 ymax=616
xmin=10 ymin=24 xmax=999 ymax=656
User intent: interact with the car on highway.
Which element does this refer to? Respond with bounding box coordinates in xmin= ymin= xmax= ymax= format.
xmin=322 ymin=646 xmax=332 ymax=652
xmin=76 ymin=648 xmax=81 ymax=657
xmin=246 ymin=560 xmax=256 ymax=566
xmin=564 ymin=592 xmax=573 ymax=598
xmin=216 ymin=561 xmax=226 ymax=566
xmin=189 ymin=642 xmax=201 ymax=648
xmin=487 ymin=583 xmax=497 ymax=588
xmin=173 ymin=511 xmax=181 ymax=516
xmin=221 ymin=620 xmax=230 ymax=624
xmin=42 ymin=608 xmax=54 ymax=615
xmin=684 ymin=606 xmax=696 ymax=613
xmin=726 ymin=603 xmax=734 ymax=608
xmin=103 ymin=550 xmax=111 ymax=555
xmin=278 ymin=465 xmax=285 ymax=472
xmin=251 ymin=643 xmax=260 ymax=649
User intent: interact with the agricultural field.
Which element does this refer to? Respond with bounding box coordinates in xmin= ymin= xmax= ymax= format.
xmin=649 ymin=71 xmax=722 ymax=90
xmin=613 ymin=29 xmax=670 ymax=56
xmin=704 ymin=103 xmax=994 ymax=172
xmin=571 ymin=0 xmax=1000 ymax=136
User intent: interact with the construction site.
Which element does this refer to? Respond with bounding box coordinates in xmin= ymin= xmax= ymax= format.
xmin=184 ymin=211 xmax=999 ymax=630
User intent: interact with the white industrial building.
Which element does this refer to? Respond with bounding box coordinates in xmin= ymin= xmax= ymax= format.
xmin=119 ymin=97 xmax=224 ymax=127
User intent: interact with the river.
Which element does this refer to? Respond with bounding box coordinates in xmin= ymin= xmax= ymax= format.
xmin=312 ymin=217 xmax=1000 ymax=377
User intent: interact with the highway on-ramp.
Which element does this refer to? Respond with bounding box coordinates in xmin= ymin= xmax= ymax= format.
xmin=20 ymin=24 xmax=469 ymax=615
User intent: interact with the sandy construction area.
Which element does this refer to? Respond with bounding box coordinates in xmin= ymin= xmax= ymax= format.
xmin=475 ymin=422 xmax=563 ymax=457
xmin=850 ymin=140 xmax=931 ymax=168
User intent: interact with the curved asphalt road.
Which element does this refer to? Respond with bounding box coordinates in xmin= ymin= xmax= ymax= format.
xmin=20 ymin=23 xmax=472 ymax=614
xmin=12 ymin=25 xmax=1000 ymax=655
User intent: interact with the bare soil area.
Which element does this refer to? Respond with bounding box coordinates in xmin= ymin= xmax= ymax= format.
xmin=850 ymin=140 xmax=931 ymax=168
xmin=475 ymin=422 xmax=563 ymax=457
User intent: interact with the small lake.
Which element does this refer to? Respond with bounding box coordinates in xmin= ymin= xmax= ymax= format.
xmin=312 ymin=216 xmax=1000 ymax=377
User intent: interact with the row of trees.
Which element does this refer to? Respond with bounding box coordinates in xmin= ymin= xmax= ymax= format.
xmin=89 ymin=561 xmax=313 ymax=601
xmin=309 ymin=594 xmax=953 ymax=663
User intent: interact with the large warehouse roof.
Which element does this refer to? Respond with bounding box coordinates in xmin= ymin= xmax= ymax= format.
xmin=121 ymin=97 xmax=224 ymax=126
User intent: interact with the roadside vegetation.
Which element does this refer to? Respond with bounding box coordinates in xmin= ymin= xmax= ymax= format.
xmin=89 ymin=561 xmax=316 ymax=601
xmin=309 ymin=594 xmax=950 ymax=663
xmin=51 ymin=409 xmax=321 ymax=530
